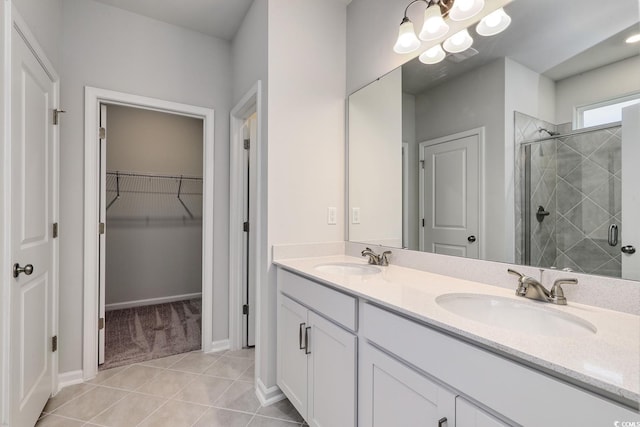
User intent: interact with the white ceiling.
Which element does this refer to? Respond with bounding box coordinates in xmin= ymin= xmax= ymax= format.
xmin=92 ymin=0 xmax=254 ymax=40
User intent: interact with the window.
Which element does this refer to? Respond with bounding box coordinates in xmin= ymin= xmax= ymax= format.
xmin=576 ymin=93 xmax=640 ymax=128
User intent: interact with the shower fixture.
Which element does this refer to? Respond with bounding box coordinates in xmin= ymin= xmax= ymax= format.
xmin=538 ymin=127 xmax=559 ymax=137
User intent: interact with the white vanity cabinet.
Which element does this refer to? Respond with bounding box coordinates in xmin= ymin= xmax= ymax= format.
xmin=277 ymin=270 xmax=357 ymax=427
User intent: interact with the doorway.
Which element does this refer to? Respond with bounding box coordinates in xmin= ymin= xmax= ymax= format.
xmin=98 ymin=104 xmax=204 ymax=369
xmin=83 ymin=87 xmax=215 ymax=381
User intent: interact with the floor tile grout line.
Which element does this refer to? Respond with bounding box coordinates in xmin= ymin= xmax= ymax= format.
xmin=47 ymin=384 xmax=97 ymax=415
xmin=83 ymin=389 xmax=132 ymax=425
xmin=39 ymin=412 xmax=93 ymax=424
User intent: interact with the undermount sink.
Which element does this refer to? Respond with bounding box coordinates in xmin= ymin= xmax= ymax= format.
xmin=314 ymin=262 xmax=381 ymax=276
xmin=436 ymin=293 xmax=597 ymax=337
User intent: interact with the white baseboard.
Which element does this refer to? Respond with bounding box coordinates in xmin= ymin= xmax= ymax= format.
xmin=206 ymin=339 xmax=230 ymax=354
xmin=105 ymin=292 xmax=202 ymax=311
xmin=256 ymin=378 xmax=285 ymax=406
xmin=57 ymin=370 xmax=84 ymax=392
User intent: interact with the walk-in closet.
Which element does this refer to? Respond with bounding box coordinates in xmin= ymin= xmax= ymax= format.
xmin=100 ymin=104 xmax=204 ymax=369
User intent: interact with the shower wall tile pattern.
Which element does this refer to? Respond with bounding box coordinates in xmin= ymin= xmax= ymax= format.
xmin=514 ymin=113 xmax=621 ymax=278
xmin=555 ymin=127 xmax=622 ymax=277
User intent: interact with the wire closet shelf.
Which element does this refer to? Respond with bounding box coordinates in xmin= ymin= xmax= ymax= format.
xmin=106 ymin=171 xmax=203 ymax=220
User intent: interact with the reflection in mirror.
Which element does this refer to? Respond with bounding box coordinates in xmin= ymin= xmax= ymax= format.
xmin=347 ymin=0 xmax=640 ymax=280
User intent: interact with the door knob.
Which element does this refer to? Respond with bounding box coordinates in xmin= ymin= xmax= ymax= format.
xmin=467 ymin=235 xmax=477 ymax=243
xmin=621 ymin=245 xmax=636 ymax=255
xmin=13 ymin=263 xmax=34 ymax=278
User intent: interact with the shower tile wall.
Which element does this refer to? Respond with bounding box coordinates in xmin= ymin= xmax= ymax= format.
xmin=514 ymin=112 xmax=558 ymax=267
xmin=555 ymin=126 xmax=622 ymax=277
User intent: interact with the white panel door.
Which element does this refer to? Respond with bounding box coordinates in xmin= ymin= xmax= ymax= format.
xmin=621 ymin=104 xmax=640 ymax=280
xmin=307 ymin=311 xmax=356 ymax=427
xmin=456 ymin=397 xmax=510 ymax=427
xmin=10 ymin=24 xmax=56 ymax=427
xmin=359 ymin=342 xmax=455 ymax=427
xmin=421 ymin=133 xmax=480 ymax=258
xmin=277 ymin=295 xmax=309 ymax=418
xmin=98 ymin=104 xmax=107 ymax=365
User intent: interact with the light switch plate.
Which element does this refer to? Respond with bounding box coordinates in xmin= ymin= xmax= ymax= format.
xmin=352 ymin=207 xmax=360 ymax=224
xmin=327 ymin=207 xmax=337 ymax=225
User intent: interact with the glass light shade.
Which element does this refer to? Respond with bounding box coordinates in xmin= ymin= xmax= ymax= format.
xmin=626 ymin=33 xmax=640 ymax=44
xmin=419 ymin=44 xmax=446 ymax=64
xmin=443 ymin=29 xmax=473 ymax=53
xmin=449 ymin=0 xmax=485 ymax=21
xmin=476 ymin=8 xmax=511 ymax=36
xmin=419 ymin=6 xmax=449 ymax=41
xmin=394 ymin=18 xmax=421 ymax=54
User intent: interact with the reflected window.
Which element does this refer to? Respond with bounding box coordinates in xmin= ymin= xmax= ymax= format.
xmin=577 ymin=93 xmax=640 ymax=128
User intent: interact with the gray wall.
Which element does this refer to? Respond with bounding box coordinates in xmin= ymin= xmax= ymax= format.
xmin=59 ymin=0 xmax=232 ymax=373
xmin=12 ymin=0 xmax=62 ymax=70
xmin=105 ymin=105 xmax=203 ymax=307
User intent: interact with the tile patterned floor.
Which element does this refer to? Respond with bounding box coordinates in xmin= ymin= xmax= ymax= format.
xmin=37 ymin=349 xmax=306 ymax=427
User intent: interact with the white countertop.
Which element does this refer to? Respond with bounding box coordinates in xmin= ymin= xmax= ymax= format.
xmin=274 ymin=255 xmax=640 ymax=408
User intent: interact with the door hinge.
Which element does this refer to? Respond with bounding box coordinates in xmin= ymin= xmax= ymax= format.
xmin=242 ymin=304 xmax=249 ymax=315
xmin=98 ymin=317 xmax=105 ymax=330
xmin=243 ymin=221 xmax=249 ymax=232
xmin=51 ymin=336 xmax=58 ymax=352
xmin=99 ymin=127 xmax=106 ymax=139
xmin=53 ymin=222 xmax=59 ymax=238
xmin=53 ymin=109 xmax=66 ymax=125
xmin=99 ymin=222 xmax=105 ymax=234
xmin=422 ymin=218 xmax=425 ymax=227
xmin=420 ymin=160 xmax=425 ymax=168
xmin=243 ymin=139 xmax=250 ymax=150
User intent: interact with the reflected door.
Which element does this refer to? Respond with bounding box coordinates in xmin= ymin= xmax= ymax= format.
xmin=420 ymin=132 xmax=480 ymax=258
xmin=621 ymin=104 xmax=640 ymax=280
xmin=10 ymin=23 xmax=57 ymax=427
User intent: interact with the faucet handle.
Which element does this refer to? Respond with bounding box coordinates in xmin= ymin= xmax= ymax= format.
xmin=380 ymin=251 xmax=392 ymax=266
xmin=550 ymin=278 xmax=578 ymax=305
xmin=507 ymin=268 xmax=525 ymax=279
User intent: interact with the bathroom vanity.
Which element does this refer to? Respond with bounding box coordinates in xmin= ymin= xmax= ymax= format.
xmin=275 ymin=255 xmax=639 ymax=427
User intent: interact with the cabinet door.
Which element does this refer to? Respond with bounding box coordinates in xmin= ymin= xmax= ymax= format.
xmin=307 ymin=312 xmax=357 ymax=427
xmin=359 ymin=342 xmax=455 ymax=427
xmin=277 ymin=295 xmax=309 ymax=418
xmin=456 ymin=397 xmax=511 ymax=427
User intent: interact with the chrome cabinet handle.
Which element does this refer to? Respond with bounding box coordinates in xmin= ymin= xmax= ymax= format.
xmin=438 ymin=417 xmax=447 ymax=427
xmin=304 ymin=326 xmax=311 ymax=355
xmin=299 ymin=323 xmax=306 ymax=350
xmin=622 ymin=245 xmax=636 ymax=254
xmin=13 ymin=263 xmax=34 ymax=278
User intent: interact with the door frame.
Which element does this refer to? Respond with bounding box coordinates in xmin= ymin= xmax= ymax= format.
xmin=418 ymin=127 xmax=485 ymax=258
xmin=1 ymin=5 xmax=60 ymax=420
xmin=229 ymin=81 xmax=262 ymax=353
xmin=83 ymin=87 xmax=215 ymax=381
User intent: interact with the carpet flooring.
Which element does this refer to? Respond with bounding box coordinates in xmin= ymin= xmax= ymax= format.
xmin=101 ymin=298 xmax=202 ymax=370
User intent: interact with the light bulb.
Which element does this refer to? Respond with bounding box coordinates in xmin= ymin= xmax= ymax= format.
xmin=419 ymin=6 xmax=449 ymax=41
xmin=626 ymin=33 xmax=640 ymax=44
xmin=476 ymin=8 xmax=511 ymax=36
xmin=443 ymin=29 xmax=473 ymax=53
xmin=449 ymin=0 xmax=485 ymax=21
xmin=419 ymin=44 xmax=446 ymax=64
xmin=394 ymin=18 xmax=421 ymax=54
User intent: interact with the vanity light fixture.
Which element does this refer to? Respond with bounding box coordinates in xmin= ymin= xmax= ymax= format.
xmin=625 ymin=33 xmax=640 ymax=44
xmin=476 ymin=7 xmax=511 ymax=36
xmin=443 ymin=28 xmax=473 ymax=53
xmin=448 ymin=0 xmax=484 ymax=21
xmin=419 ymin=44 xmax=446 ymax=64
xmin=393 ymin=0 xmax=512 ymax=62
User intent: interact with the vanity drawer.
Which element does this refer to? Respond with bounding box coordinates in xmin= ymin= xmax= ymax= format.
xmin=278 ymin=269 xmax=357 ymax=331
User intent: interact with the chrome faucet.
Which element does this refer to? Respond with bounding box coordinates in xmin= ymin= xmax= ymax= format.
xmin=361 ymin=248 xmax=392 ymax=266
xmin=507 ymin=269 xmax=577 ymax=305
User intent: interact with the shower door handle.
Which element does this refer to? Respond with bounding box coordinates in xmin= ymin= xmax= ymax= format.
xmin=621 ymin=245 xmax=636 ymax=255
xmin=608 ymin=224 xmax=618 ymax=246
